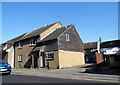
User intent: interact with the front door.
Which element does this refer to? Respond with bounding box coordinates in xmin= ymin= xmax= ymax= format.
xmin=40 ymin=52 xmax=45 ymax=68
xmin=34 ymin=51 xmax=39 ymax=68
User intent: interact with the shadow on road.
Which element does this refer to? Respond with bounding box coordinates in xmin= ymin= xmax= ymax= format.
xmin=79 ymin=64 xmax=120 ymax=76
xmin=0 ymin=73 xmax=11 ymax=76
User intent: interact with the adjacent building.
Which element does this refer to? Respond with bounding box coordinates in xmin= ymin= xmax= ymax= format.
xmin=84 ymin=42 xmax=97 ymax=63
xmin=2 ymin=33 xmax=26 ymax=68
xmin=100 ymin=39 xmax=120 ymax=68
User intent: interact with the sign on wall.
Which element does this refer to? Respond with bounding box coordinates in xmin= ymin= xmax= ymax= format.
xmin=101 ymin=47 xmax=120 ymax=55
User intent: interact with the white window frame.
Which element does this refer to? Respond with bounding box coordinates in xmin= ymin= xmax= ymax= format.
xmin=46 ymin=52 xmax=54 ymax=60
xmin=66 ymin=34 xmax=70 ymax=42
xmin=18 ymin=55 xmax=22 ymax=62
xmin=30 ymin=39 xmax=35 ymax=46
xmin=18 ymin=42 xmax=22 ymax=48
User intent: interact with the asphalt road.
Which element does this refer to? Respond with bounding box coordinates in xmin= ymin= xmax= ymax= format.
xmin=1 ymin=74 xmax=101 ymax=83
xmin=1 ymin=74 xmax=119 ymax=85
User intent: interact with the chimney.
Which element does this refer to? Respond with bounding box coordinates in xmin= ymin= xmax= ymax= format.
xmin=99 ymin=37 xmax=102 ymax=44
xmin=97 ymin=37 xmax=102 ymax=53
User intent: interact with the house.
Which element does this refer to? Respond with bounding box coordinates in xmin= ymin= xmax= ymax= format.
xmin=14 ymin=22 xmax=62 ymax=68
xmin=14 ymin=22 xmax=85 ymax=69
xmin=30 ymin=24 xmax=85 ymax=69
xmin=100 ymin=39 xmax=120 ymax=68
xmin=2 ymin=33 xmax=26 ymax=68
xmin=84 ymin=42 xmax=98 ymax=63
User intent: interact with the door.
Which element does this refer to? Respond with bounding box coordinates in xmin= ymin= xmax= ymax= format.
xmin=40 ymin=52 xmax=45 ymax=68
xmin=34 ymin=51 xmax=39 ymax=68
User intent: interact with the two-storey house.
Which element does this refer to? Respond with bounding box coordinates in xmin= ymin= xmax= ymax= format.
xmin=14 ymin=22 xmax=62 ymax=68
xmin=2 ymin=33 xmax=26 ymax=68
xmin=30 ymin=24 xmax=85 ymax=69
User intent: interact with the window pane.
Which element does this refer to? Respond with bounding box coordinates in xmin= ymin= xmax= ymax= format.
xmin=46 ymin=52 xmax=54 ymax=59
xmin=66 ymin=34 xmax=70 ymax=41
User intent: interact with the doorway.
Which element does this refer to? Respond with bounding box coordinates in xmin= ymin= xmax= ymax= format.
xmin=40 ymin=52 xmax=45 ymax=68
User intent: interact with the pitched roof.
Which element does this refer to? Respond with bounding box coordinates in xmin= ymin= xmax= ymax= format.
xmin=5 ymin=33 xmax=27 ymax=45
xmin=39 ymin=27 xmax=67 ymax=42
xmin=101 ymin=39 xmax=120 ymax=48
xmin=2 ymin=33 xmax=27 ymax=50
xmin=19 ymin=22 xmax=60 ymax=41
xmin=84 ymin=42 xmax=97 ymax=49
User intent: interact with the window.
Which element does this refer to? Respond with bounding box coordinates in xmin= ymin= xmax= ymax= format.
xmin=18 ymin=55 xmax=22 ymax=62
xmin=30 ymin=39 xmax=35 ymax=46
xmin=18 ymin=42 xmax=22 ymax=48
xmin=3 ymin=44 xmax=7 ymax=50
xmin=66 ymin=34 xmax=70 ymax=42
xmin=91 ymin=49 xmax=96 ymax=52
xmin=46 ymin=52 xmax=54 ymax=60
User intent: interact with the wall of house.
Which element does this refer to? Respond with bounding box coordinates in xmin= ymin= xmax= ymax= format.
xmin=58 ymin=25 xmax=84 ymax=52
xmin=40 ymin=22 xmax=62 ymax=40
xmin=2 ymin=52 xmax=8 ymax=62
xmin=47 ymin=51 xmax=59 ymax=69
xmin=56 ymin=25 xmax=85 ymax=68
xmin=58 ymin=50 xmax=85 ymax=68
xmin=45 ymin=39 xmax=58 ymax=52
xmin=6 ymin=46 xmax=14 ymax=68
xmin=15 ymin=38 xmax=34 ymax=68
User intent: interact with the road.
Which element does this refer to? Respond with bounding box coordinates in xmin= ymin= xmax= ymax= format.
xmin=1 ymin=74 xmax=119 ymax=85
xmin=1 ymin=74 xmax=102 ymax=83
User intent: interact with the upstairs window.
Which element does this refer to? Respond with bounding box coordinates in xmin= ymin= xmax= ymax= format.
xmin=3 ymin=44 xmax=7 ymax=50
xmin=18 ymin=55 xmax=22 ymax=62
xmin=18 ymin=42 xmax=23 ymax=48
xmin=30 ymin=39 xmax=36 ymax=46
xmin=66 ymin=34 xmax=70 ymax=42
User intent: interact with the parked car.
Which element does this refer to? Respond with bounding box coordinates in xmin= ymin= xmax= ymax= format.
xmin=0 ymin=60 xmax=11 ymax=74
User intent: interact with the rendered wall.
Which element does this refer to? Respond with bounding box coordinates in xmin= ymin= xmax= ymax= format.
xmin=58 ymin=50 xmax=85 ymax=68
xmin=7 ymin=46 xmax=14 ymax=68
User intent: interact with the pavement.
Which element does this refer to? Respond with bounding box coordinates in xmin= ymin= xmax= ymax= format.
xmin=11 ymin=64 xmax=120 ymax=83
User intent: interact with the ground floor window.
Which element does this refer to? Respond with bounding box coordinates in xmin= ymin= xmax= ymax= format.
xmin=46 ymin=52 xmax=54 ymax=60
xmin=18 ymin=55 xmax=22 ymax=62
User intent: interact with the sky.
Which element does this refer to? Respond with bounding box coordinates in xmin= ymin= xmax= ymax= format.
xmin=2 ymin=2 xmax=118 ymax=43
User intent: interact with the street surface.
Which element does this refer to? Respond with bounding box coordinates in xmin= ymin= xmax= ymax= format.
xmin=1 ymin=74 xmax=116 ymax=83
